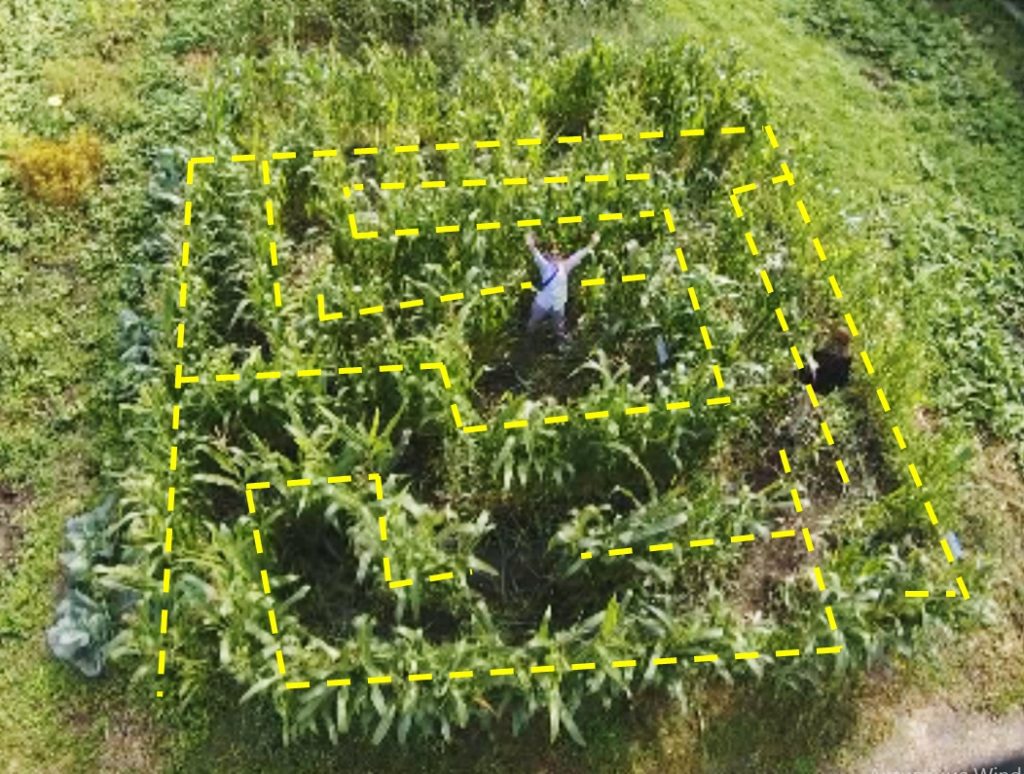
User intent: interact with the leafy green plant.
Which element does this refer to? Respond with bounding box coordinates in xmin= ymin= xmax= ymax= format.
xmin=47 ymin=498 xmax=117 ymax=676
xmin=46 ymin=589 xmax=112 ymax=678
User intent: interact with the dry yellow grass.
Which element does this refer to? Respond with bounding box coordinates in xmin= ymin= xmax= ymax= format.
xmin=9 ymin=128 xmax=103 ymax=206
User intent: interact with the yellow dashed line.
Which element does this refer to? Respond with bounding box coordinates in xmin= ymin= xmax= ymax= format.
xmin=828 ymin=274 xmax=843 ymax=298
xmin=802 ymin=528 xmax=815 ymax=552
xmin=820 ymin=421 xmax=834 ymax=446
xmin=791 ymin=488 xmax=803 ymax=513
xmin=908 ymin=463 xmax=923 ymax=488
xmin=844 ymin=312 xmax=860 ymax=337
xmin=940 ymin=539 xmax=955 ymax=563
xmin=775 ymin=307 xmax=789 ymax=331
xmin=797 ymin=200 xmax=811 ymax=223
xmin=745 ymin=231 xmax=759 ymax=255
xmin=860 ymin=350 xmax=875 ymax=375
xmin=790 ymin=346 xmax=804 ymax=370
xmin=713 ymin=365 xmax=724 ymax=389
xmin=700 ymin=326 xmax=712 ymax=349
xmin=956 ymin=576 xmax=970 ymax=600
xmin=813 ymin=566 xmax=826 ymax=591
xmin=836 ymin=459 xmax=850 ymax=484
xmin=892 ymin=425 xmax=907 ymax=449
xmin=876 ymin=387 xmax=891 ymax=412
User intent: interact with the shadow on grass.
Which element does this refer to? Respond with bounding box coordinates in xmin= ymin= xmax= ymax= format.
xmin=161 ymin=669 xmax=873 ymax=773
xmin=166 ymin=674 xmax=660 ymax=773
xmin=930 ymin=0 xmax=1024 ymax=93
xmin=696 ymin=677 xmax=861 ymax=774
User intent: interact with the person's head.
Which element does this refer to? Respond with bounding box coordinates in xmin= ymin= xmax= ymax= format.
xmin=547 ymin=241 xmax=565 ymax=261
xmin=829 ymin=325 xmax=852 ymax=353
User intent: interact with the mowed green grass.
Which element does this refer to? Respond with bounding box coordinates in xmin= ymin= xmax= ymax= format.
xmin=1 ymin=0 xmax=1021 ymax=771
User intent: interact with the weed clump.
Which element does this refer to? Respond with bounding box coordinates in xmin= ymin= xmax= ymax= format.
xmin=8 ymin=128 xmax=104 ymax=206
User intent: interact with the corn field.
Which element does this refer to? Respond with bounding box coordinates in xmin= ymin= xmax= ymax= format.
xmin=88 ymin=6 xmax=976 ymax=746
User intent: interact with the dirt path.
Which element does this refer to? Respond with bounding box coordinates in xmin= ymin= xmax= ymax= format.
xmin=847 ymin=703 xmax=1024 ymax=773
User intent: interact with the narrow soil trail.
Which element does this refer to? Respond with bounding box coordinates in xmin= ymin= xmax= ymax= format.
xmin=847 ymin=703 xmax=1024 ymax=773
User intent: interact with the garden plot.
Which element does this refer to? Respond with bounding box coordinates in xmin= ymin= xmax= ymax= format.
xmin=160 ymin=123 xmax=855 ymax=687
xmin=139 ymin=72 xmax=967 ymax=737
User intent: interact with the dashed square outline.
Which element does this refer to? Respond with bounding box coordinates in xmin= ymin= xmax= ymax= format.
xmin=152 ymin=121 xmax=970 ymax=701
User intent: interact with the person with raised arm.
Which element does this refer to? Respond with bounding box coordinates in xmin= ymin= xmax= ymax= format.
xmin=524 ymin=230 xmax=600 ymax=343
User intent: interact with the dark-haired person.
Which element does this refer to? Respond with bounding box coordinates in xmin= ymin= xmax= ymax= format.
xmin=797 ymin=327 xmax=852 ymax=395
xmin=524 ymin=230 xmax=600 ymax=343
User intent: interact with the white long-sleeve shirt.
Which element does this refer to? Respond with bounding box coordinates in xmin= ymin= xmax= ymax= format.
xmin=528 ymin=244 xmax=592 ymax=311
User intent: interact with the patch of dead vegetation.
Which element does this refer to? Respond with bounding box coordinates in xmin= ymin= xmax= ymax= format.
xmin=96 ymin=708 xmax=160 ymax=774
xmin=0 ymin=485 xmax=29 ymax=570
